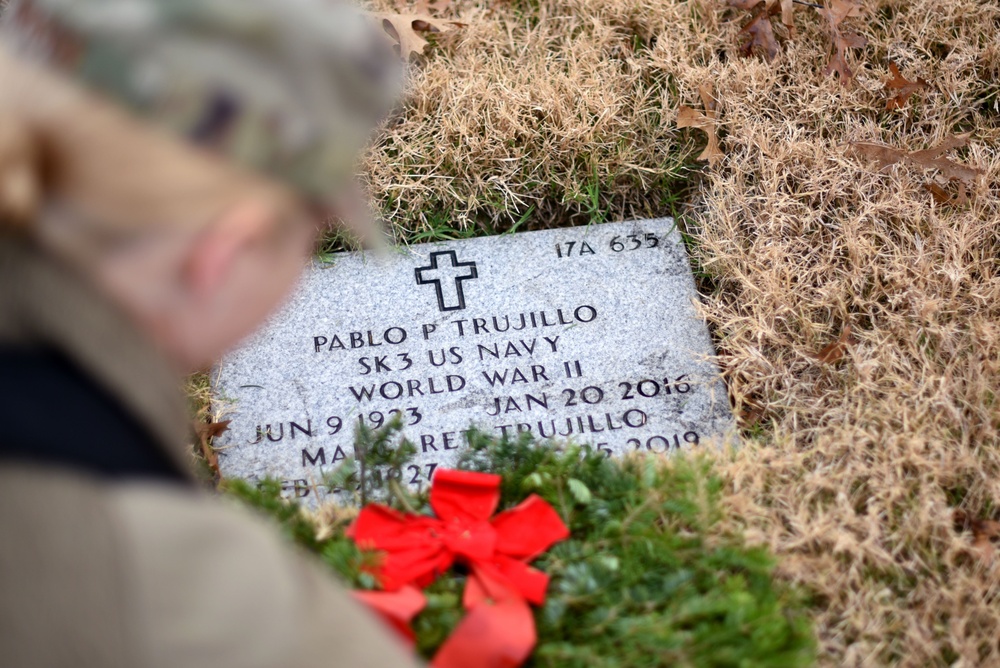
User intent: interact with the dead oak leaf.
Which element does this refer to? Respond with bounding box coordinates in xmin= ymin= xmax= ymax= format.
xmin=822 ymin=0 xmax=863 ymax=23
xmin=919 ymin=156 xmax=982 ymax=184
xmin=850 ymin=142 xmax=905 ymax=168
xmin=818 ymin=0 xmax=867 ymax=86
xmin=813 ymin=325 xmax=853 ymax=365
xmin=728 ymin=0 xmax=791 ymax=31
xmin=884 ymin=62 xmax=929 ymax=110
xmin=823 ymin=28 xmax=867 ymax=84
xmin=373 ymin=13 xmax=464 ymax=61
xmin=677 ymin=83 xmax=724 ymax=166
xmin=777 ymin=0 xmax=796 ymax=34
xmin=908 ymin=134 xmax=982 ymax=184
xmin=738 ymin=2 xmax=781 ymax=62
xmin=193 ymin=420 xmax=231 ymax=476
xmin=907 ymin=133 xmax=968 ymax=162
xmin=839 ymin=29 xmax=868 ymax=49
xmin=851 ymin=134 xmax=983 ymax=189
xmin=924 ymin=180 xmax=971 ymax=207
xmin=923 ymin=182 xmax=954 ymax=204
xmin=201 ymin=420 xmax=232 ymax=440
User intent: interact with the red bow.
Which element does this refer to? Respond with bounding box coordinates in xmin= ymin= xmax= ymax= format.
xmin=348 ymin=469 xmax=570 ymax=667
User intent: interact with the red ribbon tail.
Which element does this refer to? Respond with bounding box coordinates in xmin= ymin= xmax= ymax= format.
xmin=431 ymin=595 xmax=536 ymax=668
xmin=352 ymin=586 xmax=427 ymax=648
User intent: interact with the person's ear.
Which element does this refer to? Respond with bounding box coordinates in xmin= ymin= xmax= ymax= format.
xmin=184 ymin=198 xmax=275 ymax=300
xmin=0 ymin=115 xmax=42 ymax=229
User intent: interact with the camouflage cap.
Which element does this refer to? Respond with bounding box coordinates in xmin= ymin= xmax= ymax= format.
xmin=0 ymin=0 xmax=400 ymax=234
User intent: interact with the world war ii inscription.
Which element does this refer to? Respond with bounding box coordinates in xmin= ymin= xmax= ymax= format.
xmin=212 ymin=219 xmax=733 ymax=504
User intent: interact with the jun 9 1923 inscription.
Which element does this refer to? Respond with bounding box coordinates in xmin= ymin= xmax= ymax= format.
xmin=212 ymin=218 xmax=734 ymax=504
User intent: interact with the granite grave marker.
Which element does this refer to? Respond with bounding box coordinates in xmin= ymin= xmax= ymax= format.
xmin=212 ymin=218 xmax=733 ymax=504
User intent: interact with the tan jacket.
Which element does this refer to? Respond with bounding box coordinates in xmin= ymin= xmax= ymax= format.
xmin=0 ymin=239 xmax=422 ymax=668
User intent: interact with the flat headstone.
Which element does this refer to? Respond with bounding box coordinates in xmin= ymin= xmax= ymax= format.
xmin=212 ymin=218 xmax=733 ymax=504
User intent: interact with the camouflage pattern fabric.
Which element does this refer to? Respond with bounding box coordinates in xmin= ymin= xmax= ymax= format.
xmin=0 ymin=0 xmax=401 ymax=209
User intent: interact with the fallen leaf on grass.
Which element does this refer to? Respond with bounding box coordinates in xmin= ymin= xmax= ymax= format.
xmin=953 ymin=509 xmax=1000 ymax=564
xmin=731 ymin=0 xmax=797 ymax=36
xmin=924 ymin=159 xmax=981 ymax=183
xmin=884 ymin=62 xmax=929 ymax=110
xmin=909 ymin=136 xmax=983 ymax=184
xmin=823 ymin=28 xmax=867 ymax=84
xmin=373 ymin=13 xmax=464 ymax=61
xmin=822 ymin=0 xmax=863 ymax=22
xmin=199 ymin=420 xmax=232 ymax=440
xmin=813 ymin=325 xmax=853 ymax=364
xmin=923 ymin=182 xmax=952 ymax=204
xmin=906 ymin=134 xmax=968 ymax=162
xmin=923 ymin=181 xmax=970 ymax=206
xmin=777 ymin=0 xmax=796 ymax=34
xmin=853 ymin=136 xmax=978 ymax=173
xmin=851 ymin=134 xmax=982 ymax=202
xmin=193 ymin=420 xmax=231 ymax=476
xmin=818 ymin=0 xmax=867 ymax=86
xmin=677 ymin=83 xmax=723 ymax=166
xmin=850 ymin=142 xmax=906 ymax=167
xmin=738 ymin=2 xmax=781 ymax=62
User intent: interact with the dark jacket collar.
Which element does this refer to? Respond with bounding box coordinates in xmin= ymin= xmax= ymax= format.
xmin=0 ymin=236 xmax=194 ymax=480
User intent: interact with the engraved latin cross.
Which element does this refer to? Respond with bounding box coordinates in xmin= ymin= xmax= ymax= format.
xmin=414 ymin=251 xmax=479 ymax=312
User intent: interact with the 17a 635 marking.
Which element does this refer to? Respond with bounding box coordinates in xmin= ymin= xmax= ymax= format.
xmin=555 ymin=231 xmax=662 ymax=257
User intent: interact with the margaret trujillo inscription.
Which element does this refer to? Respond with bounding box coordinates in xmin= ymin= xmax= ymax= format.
xmin=212 ymin=218 xmax=733 ymax=503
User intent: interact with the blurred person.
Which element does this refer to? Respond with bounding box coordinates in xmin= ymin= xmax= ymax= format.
xmin=0 ymin=1 xmax=422 ymax=666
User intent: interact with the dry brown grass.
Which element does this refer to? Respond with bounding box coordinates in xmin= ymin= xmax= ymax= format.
xmin=693 ymin=3 xmax=1000 ymax=665
xmin=363 ymin=0 xmax=708 ymax=233
xmin=363 ymin=0 xmax=1000 ymax=664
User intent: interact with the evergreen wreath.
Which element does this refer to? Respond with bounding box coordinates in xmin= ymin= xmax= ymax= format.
xmin=227 ymin=422 xmax=815 ymax=668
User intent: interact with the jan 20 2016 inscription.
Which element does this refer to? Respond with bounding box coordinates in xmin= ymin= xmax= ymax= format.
xmin=212 ymin=218 xmax=734 ymax=504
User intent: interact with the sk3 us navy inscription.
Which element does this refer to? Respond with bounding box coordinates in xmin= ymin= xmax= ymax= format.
xmin=415 ymin=251 xmax=479 ymax=312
